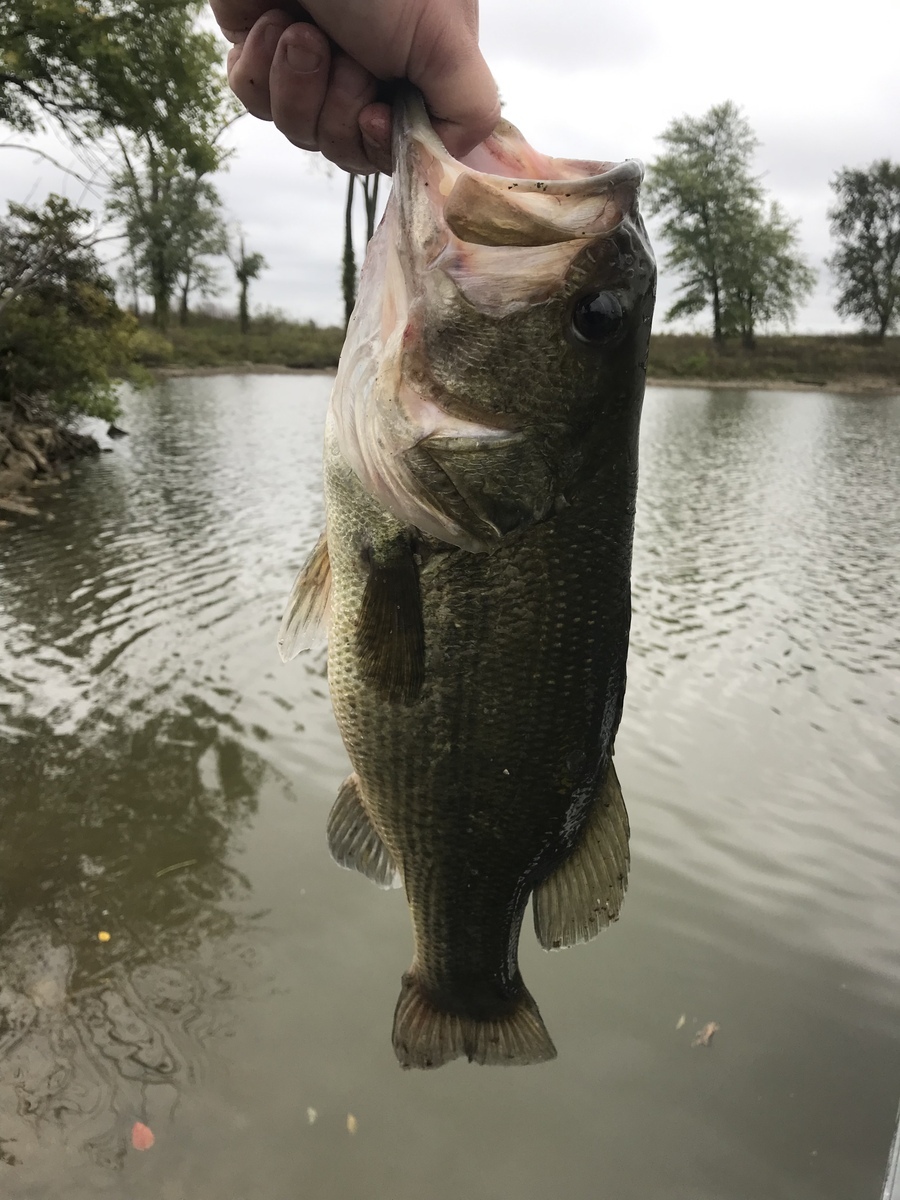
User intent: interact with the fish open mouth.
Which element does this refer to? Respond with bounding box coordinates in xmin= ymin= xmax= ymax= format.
xmin=389 ymin=89 xmax=646 ymax=314
xmin=395 ymin=89 xmax=644 ymax=252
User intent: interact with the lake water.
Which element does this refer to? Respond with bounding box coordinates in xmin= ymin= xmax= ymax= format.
xmin=0 ymin=376 xmax=898 ymax=1199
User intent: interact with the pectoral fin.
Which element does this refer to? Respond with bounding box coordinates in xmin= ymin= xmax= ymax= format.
xmin=278 ymin=531 xmax=332 ymax=661
xmin=327 ymin=774 xmax=400 ymax=889
xmin=356 ymin=537 xmax=425 ymax=704
xmin=533 ymin=761 xmax=630 ymax=950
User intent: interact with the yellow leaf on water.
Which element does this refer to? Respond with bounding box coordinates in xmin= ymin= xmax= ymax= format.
xmin=676 ymin=1014 xmax=686 ymax=1030
xmin=692 ymin=1021 xmax=720 ymax=1048
xmin=307 ymin=1107 xmax=317 ymax=1125
xmin=97 ymin=931 xmax=111 ymax=943
xmin=346 ymin=1114 xmax=358 ymax=1135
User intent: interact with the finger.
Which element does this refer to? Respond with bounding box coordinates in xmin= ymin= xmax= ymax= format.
xmin=317 ymin=54 xmax=380 ymax=175
xmin=226 ymin=9 xmax=293 ymax=120
xmin=211 ymin=0 xmax=304 ymax=42
xmin=412 ymin=35 xmax=500 ymax=159
xmin=269 ymin=23 xmax=331 ymax=150
xmin=358 ymin=103 xmax=393 ymax=175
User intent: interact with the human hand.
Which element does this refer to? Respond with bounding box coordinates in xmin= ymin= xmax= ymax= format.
xmin=210 ymin=0 xmax=500 ymax=174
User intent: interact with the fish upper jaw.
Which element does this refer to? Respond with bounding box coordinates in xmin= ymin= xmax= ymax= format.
xmin=392 ymin=87 xmax=648 ymax=317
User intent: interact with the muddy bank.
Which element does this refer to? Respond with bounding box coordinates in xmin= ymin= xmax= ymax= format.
xmin=151 ymin=363 xmax=336 ymax=378
xmin=151 ymin=363 xmax=898 ymax=396
xmin=0 ymin=416 xmax=100 ymax=517
xmin=649 ymin=376 xmax=900 ymax=395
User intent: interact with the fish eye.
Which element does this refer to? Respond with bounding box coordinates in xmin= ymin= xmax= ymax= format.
xmin=571 ymin=292 xmax=625 ymax=344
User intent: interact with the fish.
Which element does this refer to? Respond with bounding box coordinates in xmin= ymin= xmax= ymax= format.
xmin=280 ymin=89 xmax=655 ymax=1069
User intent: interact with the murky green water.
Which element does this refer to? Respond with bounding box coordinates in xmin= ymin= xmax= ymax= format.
xmin=1 ymin=377 xmax=898 ymax=1199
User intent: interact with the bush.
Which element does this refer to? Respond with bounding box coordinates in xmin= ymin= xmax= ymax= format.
xmin=1 ymin=196 xmax=146 ymax=423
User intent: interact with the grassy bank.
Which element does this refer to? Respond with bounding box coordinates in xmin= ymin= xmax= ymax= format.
xmin=135 ymin=312 xmax=345 ymax=371
xmin=134 ymin=315 xmax=900 ymax=391
xmin=647 ymin=334 xmax=900 ymax=390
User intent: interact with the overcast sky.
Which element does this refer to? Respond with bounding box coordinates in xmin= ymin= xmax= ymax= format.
xmin=3 ymin=0 xmax=899 ymax=333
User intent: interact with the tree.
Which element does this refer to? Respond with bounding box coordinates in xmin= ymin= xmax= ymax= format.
xmin=0 ymin=0 xmax=229 ymax=153
xmin=0 ymin=196 xmax=142 ymax=423
xmin=646 ymin=102 xmax=762 ymax=343
xmin=646 ymin=102 xmax=814 ymax=346
xmin=828 ymin=160 xmax=900 ymax=341
xmin=108 ymin=160 xmax=228 ymax=329
xmin=341 ymin=172 xmax=382 ymax=326
xmin=230 ymin=234 xmax=266 ymax=335
xmin=342 ymin=174 xmax=358 ymax=328
xmin=722 ymin=201 xmax=816 ymax=348
xmin=176 ymin=216 xmax=227 ymax=326
xmin=3 ymin=0 xmax=238 ymax=331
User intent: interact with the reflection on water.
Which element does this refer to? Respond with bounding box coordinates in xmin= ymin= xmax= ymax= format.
xmin=0 ymin=378 xmax=898 ymax=1199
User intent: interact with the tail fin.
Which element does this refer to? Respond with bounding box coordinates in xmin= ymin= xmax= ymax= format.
xmin=392 ymin=972 xmax=557 ymax=1069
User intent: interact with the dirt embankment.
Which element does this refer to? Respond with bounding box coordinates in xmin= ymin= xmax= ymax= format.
xmin=0 ymin=418 xmax=99 ymax=517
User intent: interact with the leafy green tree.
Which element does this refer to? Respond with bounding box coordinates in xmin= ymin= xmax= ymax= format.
xmin=3 ymin=0 xmax=238 ymax=331
xmin=176 ymin=227 xmax=227 ymax=326
xmin=230 ymin=234 xmax=266 ymax=335
xmin=646 ymin=102 xmax=762 ymax=343
xmin=0 ymin=196 xmax=143 ymax=422
xmin=828 ymin=160 xmax=900 ymax=340
xmin=646 ymin=102 xmax=813 ymax=346
xmin=722 ymin=201 xmax=816 ymax=348
xmin=108 ymin=160 xmax=228 ymax=329
xmin=0 ymin=0 xmax=228 ymax=153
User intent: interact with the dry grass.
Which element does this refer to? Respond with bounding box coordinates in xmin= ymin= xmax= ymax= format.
xmin=647 ymin=334 xmax=900 ymax=388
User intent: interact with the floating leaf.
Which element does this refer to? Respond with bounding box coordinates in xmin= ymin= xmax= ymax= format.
xmin=307 ymin=1107 xmax=317 ymax=1125
xmin=676 ymin=1014 xmax=686 ymax=1030
xmin=131 ymin=1121 xmax=155 ymax=1150
xmin=346 ymin=1114 xmax=358 ymax=1135
xmin=692 ymin=1021 xmax=720 ymax=1048
xmin=97 ymin=931 xmax=111 ymax=943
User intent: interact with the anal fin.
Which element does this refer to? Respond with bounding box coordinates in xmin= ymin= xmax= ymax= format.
xmin=533 ymin=760 xmax=630 ymax=950
xmin=327 ymin=774 xmax=400 ymax=889
xmin=278 ymin=531 xmax=332 ymax=661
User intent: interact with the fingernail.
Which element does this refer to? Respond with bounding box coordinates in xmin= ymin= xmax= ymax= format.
xmin=286 ymin=40 xmax=322 ymax=74
xmin=361 ymin=112 xmax=390 ymax=148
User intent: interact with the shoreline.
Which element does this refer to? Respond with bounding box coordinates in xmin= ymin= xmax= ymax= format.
xmin=151 ymin=364 xmax=337 ymax=378
xmin=649 ymin=376 xmax=900 ymax=395
xmin=153 ymin=363 xmax=899 ymax=395
xmin=0 ymin=421 xmax=99 ymax=521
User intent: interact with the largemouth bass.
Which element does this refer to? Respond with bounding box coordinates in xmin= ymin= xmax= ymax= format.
xmin=280 ymin=90 xmax=655 ymax=1069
